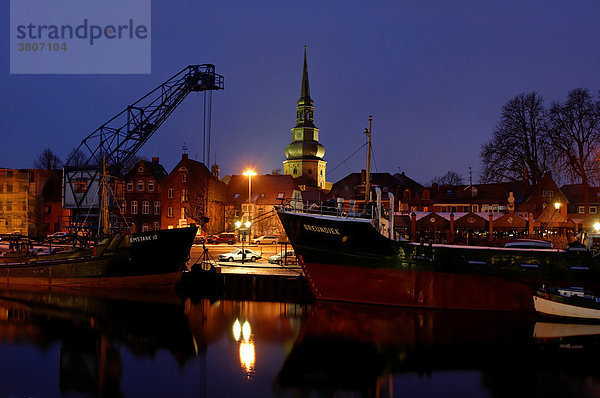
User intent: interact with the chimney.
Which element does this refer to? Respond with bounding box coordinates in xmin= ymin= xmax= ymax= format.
xmin=152 ymin=157 xmax=159 ymax=164
xmin=182 ymin=153 xmax=188 ymax=161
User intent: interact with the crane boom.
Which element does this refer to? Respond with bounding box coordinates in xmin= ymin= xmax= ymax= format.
xmin=63 ymin=64 xmax=224 ymax=211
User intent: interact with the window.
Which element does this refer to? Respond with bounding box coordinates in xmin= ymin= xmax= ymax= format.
xmin=260 ymin=193 xmax=266 ymax=198
xmin=182 ymin=173 xmax=187 ymax=182
xmin=579 ymin=206 xmax=585 ymax=214
xmin=547 ymin=190 xmax=553 ymax=197
xmin=131 ymin=201 xmax=138 ymax=214
xmin=142 ymin=224 xmax=149 ymax=232
xmin=148 ymin=180 xmax=154 ymax=192
xmin=590 ymin=206 xmax=598 ymax=214
xmin=542 ymin=203 xmax=547 ymax=210
xmin=142 ymin=200 xmax=149 ymax=215
xmin=127 ymin=182 xmax=133 ymax=192
xmin=138 ymin=166 xmax=144 ymax=173
xmin=121 ymin=201 xmax=127 ymax=214
xmin=137 ymin=180 xmax=144 ymax=192
xmin=181 ymin=189 xmax=188 ymax=202
xmin=74 ymin=179 xmax=87 ymax=194
xmin=472 ymin=205 xmax=479 ymax=212
xmin=168 ymin=188 xmax=174 ymax=199
xmin=6 ymin=184 xmax=12 ymax=193
xmin=154 ymin=201 xmax=160 ymax=215
xmin=181 ymin=207 xmax=187 ymax=219
xmin=168 ymin=207 xmax=174 ymax=218
xmin=152 ymin=222 xmax=160 ymax=230
xmin=308 ymin=169 xmax=312 ymax=175
xmin=277 ymin=192 xmax=285 ymax=199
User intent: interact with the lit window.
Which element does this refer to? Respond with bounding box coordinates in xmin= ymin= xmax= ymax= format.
xmin=142 ymin=200 xmax=149 ymax=214
xmin=168 ymin=207 xmax=174 ymax=218
xmin=181 ymin=189 xmax=188 ymax=202
xmin=154 ymin=201 xmax=160 ymax=215
xmin=181 ymin=207 xmax=187 ymax=219
xmin=277 ymin=192 xmax=285 ymax=199
xmin=131 ymin=201 xmax=138 ymax=214
xmin=142 ymin=224 xmax=149 ymax=232
xmin=148 ymin=180 xmax=154 ymax=192
xmin=168 ymin=188 xmax=174 ymax=199
xmin=127 ymin=182 xmax=133 ymax=192
xmin=578 ymin=206 xmax=585 ymax=214
xmin=137 ymin=180 xmax=144 ymax=191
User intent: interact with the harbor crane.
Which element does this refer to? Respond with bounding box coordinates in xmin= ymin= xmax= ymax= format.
xmin=62 ymin=64 xmax=224 ymax=231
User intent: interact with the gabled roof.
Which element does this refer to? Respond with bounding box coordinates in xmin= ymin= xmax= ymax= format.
xmin=560 ymin=184 xmax=600 ymax=204
xmin=125 ymin=159 xmax=168 ymax=181
xmin=227 ymin=174 xmax=300 ymax=206
xmin=433 ymin=181 xmax=530 ymax=204
xmin=327 ymin=172 xmax=406 ymax=200
xmin=393 ymin=172 xmax=423 ymax=189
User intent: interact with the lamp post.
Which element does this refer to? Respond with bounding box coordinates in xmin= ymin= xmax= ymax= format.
xmin=243 ymin=170 xmax=257 ymax=239
xmin=235 ymin=220 xmax=252 ymax=264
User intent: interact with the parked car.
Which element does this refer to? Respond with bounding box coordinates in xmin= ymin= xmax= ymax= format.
xmin=204 ymin=235 xmax=218 ymax=244
xmin=47 ymin=232 xmax=68 ymax=242
xmin=218 ymin=248 xmax=262 ymax=262
xmin=216 ymin=232 xmax=236 ymax=244
xmin=193 ymin=235 xmax=205 ymax=244
xmin=268 ymin=250 xmax=297 ymax=265
xmin=252 ymin=235 xmax=278 ymax=245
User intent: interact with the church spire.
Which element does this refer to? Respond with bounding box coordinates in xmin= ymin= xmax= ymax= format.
xmin=300 ymin=46 xmax=311 ymax=101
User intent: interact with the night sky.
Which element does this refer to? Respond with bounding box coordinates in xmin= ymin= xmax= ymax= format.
xmin=1 ymin=1 xmax=599 ymax=185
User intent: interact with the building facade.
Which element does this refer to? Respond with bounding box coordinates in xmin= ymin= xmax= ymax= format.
xmin=122 ymin=157 xmax=167 ymax=232
xmin=160 ymin=154 xmax=227 ymax=235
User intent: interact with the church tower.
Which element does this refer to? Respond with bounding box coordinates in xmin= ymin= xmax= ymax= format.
xmin=283 ymin=48 xmax=327 ymax=189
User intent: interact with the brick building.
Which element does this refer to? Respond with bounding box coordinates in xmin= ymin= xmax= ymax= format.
xmin=123 ymin=157 xmax=167 ymax=232
xmin=160 ymin=154 xmax=227 ymax=235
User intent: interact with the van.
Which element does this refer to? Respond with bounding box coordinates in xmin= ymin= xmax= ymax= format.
xmin=216 ymin=232 xmax=236 ymax=244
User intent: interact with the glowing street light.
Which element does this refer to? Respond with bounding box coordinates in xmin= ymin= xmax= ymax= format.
xmin=243 ymin=169 xmax=257 ymax=239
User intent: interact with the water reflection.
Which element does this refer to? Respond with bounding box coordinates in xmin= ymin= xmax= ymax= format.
xmin=278 ymin=301 xmax=600 ymax=398
xmin=2 ymin=288 xmax=600 ymax=397
xmin=0 ymin=289 xmax=307 ymax=397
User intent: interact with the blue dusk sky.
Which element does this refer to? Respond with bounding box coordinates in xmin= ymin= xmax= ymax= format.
xmin=1 ymin=0 xmax=599 ymax=185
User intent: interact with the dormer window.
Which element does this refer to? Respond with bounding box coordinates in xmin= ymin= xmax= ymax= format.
xmin=138 ymin=166 xmax=144 ymax=173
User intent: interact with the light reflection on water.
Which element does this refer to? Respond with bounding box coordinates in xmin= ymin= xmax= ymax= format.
xmin=0 ymin=289 xmax=599 ymax=397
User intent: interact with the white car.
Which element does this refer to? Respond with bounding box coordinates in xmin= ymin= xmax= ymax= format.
xmin=252 ymin=235 xmax=278 ymax=245
xmin=268 ymin=250 xmax=297 ymax=265
xmin=218 ymin=248 xmax=262 ymax=262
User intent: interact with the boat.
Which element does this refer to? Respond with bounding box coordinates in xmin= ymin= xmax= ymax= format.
xmin=276 ymin=198 xmax=600 ymax=311
xmin=534 ymin=287 xmax=600 ymax=320
xmin=0 ymin=226 xmax=197 ymax=290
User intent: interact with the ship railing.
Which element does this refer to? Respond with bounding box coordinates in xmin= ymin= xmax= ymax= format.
xmin=276 ymin=199 xmax=375 ymax=220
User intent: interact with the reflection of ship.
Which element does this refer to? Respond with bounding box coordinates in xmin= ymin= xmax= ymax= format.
xmin=0 ymin=225 xmax=197 ymax=291
xmin=0 ymin=289 xmax=196 ymax=397
xmin=278 ymin=301 xmax=600 ymax=397
xmin=277 ymin=205 xmax=600 ymax=311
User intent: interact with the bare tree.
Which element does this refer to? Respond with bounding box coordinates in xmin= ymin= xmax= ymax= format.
xmin=271 ymin=168 xmax=282 ymax=175
xmin=480 ymin=92 xmax=550 ymax=186
xmin=34 ymin=148 xmax=62 ymax=170
xmin=546 ymin=88 xmax=600 ymax=212
xmin=65 ymin=148 xmax=88 ymax=168
xmin=431 ymin=171 xmax=464 ymax=186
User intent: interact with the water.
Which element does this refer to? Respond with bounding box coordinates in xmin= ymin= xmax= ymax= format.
xmin=0 ymin=289 xmax=598 ymax=397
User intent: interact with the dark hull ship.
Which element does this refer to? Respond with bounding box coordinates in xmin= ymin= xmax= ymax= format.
xmin=0 ymin=226 xmax=197 ymax=291
xmin=277 ymin=206 xmax=600 ymax=311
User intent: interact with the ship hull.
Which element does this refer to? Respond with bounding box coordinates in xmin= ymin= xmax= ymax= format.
xmin=0 ymin=226 xmax=197 ymax=290
xmin=277 ymin=209 xmax=600 ymax=311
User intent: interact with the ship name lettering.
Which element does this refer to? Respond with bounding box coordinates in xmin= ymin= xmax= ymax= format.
xmin=131 ymin=235 xmax=158 ymax=243
xmin=303 ymin=224 xmax=340 ymax=235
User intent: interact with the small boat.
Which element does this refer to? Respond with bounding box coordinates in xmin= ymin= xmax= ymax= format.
xmin=504 ymin=239 xmax=553 ymax=249
xmin=534 ymin=287 xmax=600 ymax=320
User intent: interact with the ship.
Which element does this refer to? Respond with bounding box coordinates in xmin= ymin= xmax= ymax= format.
xmin=0 ymin=225 xmax=197 ymax=291
xmin=276 ymin=199 xmax=600 ymax=311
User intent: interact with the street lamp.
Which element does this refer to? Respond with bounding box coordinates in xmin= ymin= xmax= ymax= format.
xmin=243 ymin=170 xmax=257 ymax=239
xmin=235 ymin=220 xmax=252 ymax=263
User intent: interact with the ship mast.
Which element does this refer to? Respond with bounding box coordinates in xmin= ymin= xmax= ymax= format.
xmin=364 ymin=115 xmax=372 ymax=203
xmin=100 ymin=154 xmax=110 ymax=235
